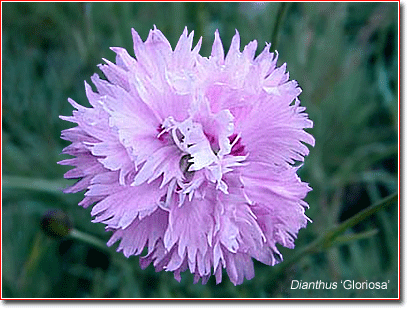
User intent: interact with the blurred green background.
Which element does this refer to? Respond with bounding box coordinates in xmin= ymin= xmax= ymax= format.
xmin=2 ymin=2 xmax=398 ymax=298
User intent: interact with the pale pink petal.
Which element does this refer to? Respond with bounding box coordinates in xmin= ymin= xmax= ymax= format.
xmin=238 ymin=93 xmax=315 ymax=166
xmin=107 ymin=208 xmax=168 ymax=257
xmin=89 ymin=178 xmax=167 ymax=229
xmin=240 ymin=162 xmax=311 ymax=248
xmin=164 ymin=193 xmax=214 ymax=264
xmin=211 ymin=29 xmax=225 ymax=65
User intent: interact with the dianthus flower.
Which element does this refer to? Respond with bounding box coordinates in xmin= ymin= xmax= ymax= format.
xmin=59 ymin=26 xmax=315 ymax=285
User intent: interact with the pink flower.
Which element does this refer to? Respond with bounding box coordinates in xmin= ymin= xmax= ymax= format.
xmin=60 ymin=26 xmax=315 ymax=285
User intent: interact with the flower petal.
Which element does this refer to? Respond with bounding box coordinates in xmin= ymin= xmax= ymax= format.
xmin=240 ymin=162 xmax=311 ymax=248
xmin=89 ymin=178 xmax=167 ymax=229
xmin=107 ymin=207 xmax=168 ymax=257
xmin=239 ymin=92 xmax=315 ymax=166
xmin=164 ymin=192 xmax=214 ymax=264
xmin=211 ymin=29 xmax=225 ymax=65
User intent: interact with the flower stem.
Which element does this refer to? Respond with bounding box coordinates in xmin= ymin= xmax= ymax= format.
xmin=276 ymin=192 xmax=398 ymax=274
xmin=3 ymin=175 xmax=71 ymax=195
xmin=333 ymin=192 xmax=397 ymax=237
xmin=333 ymin=228 xmax=379 ymax=246
xmin=18 ymin=232 xmax=52 ymax=290
xmin=69 ymin=228 xmax=110 ymax=253
xmin=69 ymin=229 xmax=131 ymax=270
xmin=271 ymin=2 xmax=291 ymax=49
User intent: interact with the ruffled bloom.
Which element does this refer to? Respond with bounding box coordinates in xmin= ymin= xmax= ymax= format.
xmin=59 ymin=26 xmax=315 ymax=285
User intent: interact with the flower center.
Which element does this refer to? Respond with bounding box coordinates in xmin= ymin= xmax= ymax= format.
xmin=179 ymin=154 xmax=195 ymax=182
xmin=160 ymin=116 xmax=218 ymax=172
xmin=159 ymin=114 xmax=247 ymax=196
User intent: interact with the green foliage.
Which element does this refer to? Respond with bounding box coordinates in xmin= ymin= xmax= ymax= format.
xmin=2 ymin=2 xmax=398 ymax=298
